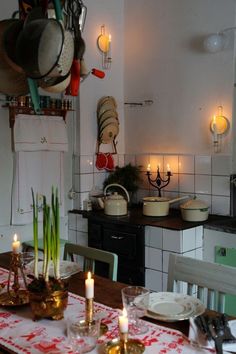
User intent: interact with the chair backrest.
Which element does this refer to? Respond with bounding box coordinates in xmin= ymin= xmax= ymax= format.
xmin=167 ymin=253 xmax=236 ymax=313
xmin=63 ymin=243 xmax=118 ymax=281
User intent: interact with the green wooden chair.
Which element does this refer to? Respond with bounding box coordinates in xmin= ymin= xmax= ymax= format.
xmin=167 ymin=253 xmax=236 ymax=313
xmin=63 ymin=242 xmax=118 ymax=281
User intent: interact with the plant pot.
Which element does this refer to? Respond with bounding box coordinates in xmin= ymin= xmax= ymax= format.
xmin=28 ymin=277 xmax=68 ymax=321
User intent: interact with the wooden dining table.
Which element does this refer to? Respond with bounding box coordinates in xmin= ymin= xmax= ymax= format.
xmin=0 ymin=251 xmax=230 ymax=354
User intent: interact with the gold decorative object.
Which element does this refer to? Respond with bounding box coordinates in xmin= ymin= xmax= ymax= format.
xmin=104 ymin=338 xmax=145 ymax=354
xmin=0 ymin=252 xmax=29 ymax=306
xmin=27 ymin=188 xmax=68 ymax=321
xmin=85 ymin=297 xmax=94 ymax=323
xmin=85 ymin=297 xmax=108 ymax=335
xmin=29 ymin=288 xmax=68 ymax=321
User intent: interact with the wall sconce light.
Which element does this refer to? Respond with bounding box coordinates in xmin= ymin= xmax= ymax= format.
xmin=210 ymin=106 xmax=230 ymax=152
xmin=203 ymin=27 xmax=236 ymax=53
xmin=97 ymin=25 xmax=112 ymax=70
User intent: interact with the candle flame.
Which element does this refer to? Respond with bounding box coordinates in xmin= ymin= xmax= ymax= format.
xmin=109 ymin=34 xmax=112 ymax=42
xmin=213 ymin=115 xmax=216 ymax=124
xmin=123 ymin=308 xmax=127 ymax=317
xmin=13 ymin=233 xmax=18 ymax=242
xmin=147 ymin=163 xmax=151 ymax=171
xmin=87 ymin=271 xmax=92 ymax=280
xmin=167 ymin=164 xmax=171 ymax=172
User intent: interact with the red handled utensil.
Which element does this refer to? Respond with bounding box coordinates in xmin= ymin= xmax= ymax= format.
xmin=80 ymin=68 xmax=105 ymax=83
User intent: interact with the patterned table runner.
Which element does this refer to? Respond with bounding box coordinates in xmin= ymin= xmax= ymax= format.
xmin=0 ymin=267 xmax=213 ymax=353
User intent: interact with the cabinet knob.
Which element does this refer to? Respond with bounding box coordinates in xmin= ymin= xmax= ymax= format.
xmin=111 ymin=235 xmax=124 ymax=240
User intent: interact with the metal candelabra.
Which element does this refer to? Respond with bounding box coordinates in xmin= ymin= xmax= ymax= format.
xmin=146 ymin=167 xmax=172 ymax=197
xmin=0 ymin=252 xmax=29 ymax=306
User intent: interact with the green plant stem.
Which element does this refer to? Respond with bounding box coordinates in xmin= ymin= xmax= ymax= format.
xmin=31 ymin=186 xmax=61 ymax=285
xmin=31 ymin=189 xmax=38 ymax=279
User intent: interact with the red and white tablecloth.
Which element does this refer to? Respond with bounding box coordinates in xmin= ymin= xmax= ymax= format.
xmin=0 ymin=267 xmax=213 ymax=354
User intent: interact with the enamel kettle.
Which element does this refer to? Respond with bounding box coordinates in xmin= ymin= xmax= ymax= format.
xmin=98 ymin=183 xmax=130 ymax=216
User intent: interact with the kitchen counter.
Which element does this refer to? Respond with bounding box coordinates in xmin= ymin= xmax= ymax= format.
xmin=69 ymin=207 xmax=233 ymax=231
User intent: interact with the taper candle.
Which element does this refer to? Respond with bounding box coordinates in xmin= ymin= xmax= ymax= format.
xmin=119 ymin=308 xmax=128 ymax=333
xmin=85 ymin=271 xmax=94 ymax=299
xmin=12 ymin=234 xmax=20 ymax=254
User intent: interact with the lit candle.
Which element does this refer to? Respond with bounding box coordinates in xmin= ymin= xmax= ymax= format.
xmin=157 ymin=164 xmax=160 ymax=171
xmin=212 ymin=115 xmax=218 ymax=142
xmin=167 ymin=164 xmax=171 ymax=172
xmin=85 ymin=271 xmax=94 ymax=299
xmin=119 ymin=308 xmax=128 ymax=333
xmin=12 ymin=233 xmax=20 ymax=254
xmin=147 ymin=164 xmax=151 ymax=172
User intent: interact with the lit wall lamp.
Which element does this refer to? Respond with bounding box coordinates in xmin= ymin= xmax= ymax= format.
xmin=210 ymin=106 xmax=230 ymax=152
xmin=97 ymin=25 xmax=112 ymax=69
xmin=203 ymin=27 xmax=236 ymax=53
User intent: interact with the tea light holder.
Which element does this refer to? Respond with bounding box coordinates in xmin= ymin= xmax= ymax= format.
xmin=146 ymin=166 xmax=172 ymax=197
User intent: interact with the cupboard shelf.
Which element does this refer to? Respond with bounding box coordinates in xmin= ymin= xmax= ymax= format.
xmin=2 ymin=106 xmax=73 ymax=128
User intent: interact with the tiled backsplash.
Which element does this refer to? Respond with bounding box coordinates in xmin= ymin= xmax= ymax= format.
xmin=73 ymin=153 xmax=232 ymax=216
xmin=126 ymin=153 xmax=232 ymax=216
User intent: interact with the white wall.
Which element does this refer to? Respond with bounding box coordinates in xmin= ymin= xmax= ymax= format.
xmin=72 ymin=0 xmax=125 ymax=208
xmin=0 ymin=2 xmax=73 ymax=246
xmin=79 ymin=0 xmax=125 ymax=156
xmin=124 ymin=0 xmax=235 ymax=155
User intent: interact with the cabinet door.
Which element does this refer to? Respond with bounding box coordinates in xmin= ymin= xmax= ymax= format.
xmin=215 ymin=246 xmax=236 ymax=316
xmin=103 ymin=226 xmax=145 ymax=285
xmin=103 ymin=229 xmax=136 ymax=259
xmin=88 ymin=222 xmax=102 ymax=249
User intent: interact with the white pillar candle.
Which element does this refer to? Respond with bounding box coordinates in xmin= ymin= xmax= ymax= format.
xmin=119 ymin=308 xmax=129 ymax=333
xmin=85 ymin=271 xmax=94 ymax=299
xmin=12 ymin=233 xmax=20 ymax=254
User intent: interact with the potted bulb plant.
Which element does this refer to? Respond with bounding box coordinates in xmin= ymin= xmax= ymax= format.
xmin=28 ymin=187 xmax=68 ymax=321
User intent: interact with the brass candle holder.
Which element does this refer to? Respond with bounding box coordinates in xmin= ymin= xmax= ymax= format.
xmin=120 ymin=331 xmax=129 ymax=354
xmin=85 ymin=297 xmax=94 ymax=323
xmin=0 ymin=252 xmax=29 ymax=306
xmin=85 ymin=297 xmax=108 ymax=335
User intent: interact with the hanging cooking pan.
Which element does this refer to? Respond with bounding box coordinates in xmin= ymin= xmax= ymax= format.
xmin=40 ymin=71 xmax=71 ymax=93
xmin=15 ymin=1 xmax=74 ymax=80
xmin=3 ymin=18 xmax=24 ymax=74
xmin=66 ymin=0 xmax=86 ymax=96
xmin=0 ymin=19 xmax=28 ymax=96
xmin=3 ymin=6 xmax=47 ymax=74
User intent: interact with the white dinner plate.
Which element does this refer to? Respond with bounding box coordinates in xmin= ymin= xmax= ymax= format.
xmin=135 ymin=292 xmax=205 ymax=322
xmin=25 ymin=260 xmax=80 ymax=279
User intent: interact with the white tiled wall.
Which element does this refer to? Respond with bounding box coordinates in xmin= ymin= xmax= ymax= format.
xmin=144 ymin=225 xmax=204 ymax=292
xmin=68 ymin=213 xmax=88 ymax=246
xmin=133 ymin=154 xmax=232 ymax=216
xmin=72 ymin=153 xmax=125 ymax=209
xmin=72 ymin=153 xmax=232 ymax=216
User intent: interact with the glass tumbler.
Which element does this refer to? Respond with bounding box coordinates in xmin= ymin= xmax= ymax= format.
xmin=67 ymin=316 xmax=100 ymax=353
xmin=121 ymin=286 xmax=150 ymax=335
